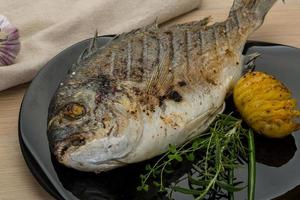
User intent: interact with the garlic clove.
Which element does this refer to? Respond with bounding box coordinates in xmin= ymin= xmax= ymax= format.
xmin=0 ymin=15 xmax=21 ymax=66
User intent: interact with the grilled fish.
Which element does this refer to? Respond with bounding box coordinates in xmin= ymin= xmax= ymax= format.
xmin=48 ymin=0 xmax=277 ymax=172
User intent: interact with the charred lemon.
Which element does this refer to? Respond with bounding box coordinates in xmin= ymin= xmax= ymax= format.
xmin=233 ymin=71 xmax=300 ymax=138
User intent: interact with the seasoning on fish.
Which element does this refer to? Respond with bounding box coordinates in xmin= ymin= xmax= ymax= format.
xmin=47 ymin=0 xmax=278 ymax=172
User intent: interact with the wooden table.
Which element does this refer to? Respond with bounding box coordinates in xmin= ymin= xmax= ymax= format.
xmin=0 ymin=0 xmax=299 ymax=199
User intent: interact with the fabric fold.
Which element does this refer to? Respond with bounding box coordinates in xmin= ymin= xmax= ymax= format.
xmin=0 ymin=0 xmax=200 ymax=91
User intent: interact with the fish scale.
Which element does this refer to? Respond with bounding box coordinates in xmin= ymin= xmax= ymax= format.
xmin=48 ymin=0 xmax=278 ymax=172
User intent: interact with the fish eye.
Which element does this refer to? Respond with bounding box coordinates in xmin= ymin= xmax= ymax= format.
xmin=63 ymin=103 xmax=86 ymax=120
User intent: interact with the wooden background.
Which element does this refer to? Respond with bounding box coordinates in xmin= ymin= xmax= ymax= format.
xmin=0 ymin=0 xmax=300 ymax=199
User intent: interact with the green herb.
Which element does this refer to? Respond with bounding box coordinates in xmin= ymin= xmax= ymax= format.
xmin=228 ymin=167 xmax=234 ymax=200
xmin=137 ymin=114 xmax=254 ymax=199
xmin=247 ymin=129 xmax=256 ymax=200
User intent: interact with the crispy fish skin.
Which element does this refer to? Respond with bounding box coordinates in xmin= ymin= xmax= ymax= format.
xmin=47 ymin=0 xmax=277 ymax=172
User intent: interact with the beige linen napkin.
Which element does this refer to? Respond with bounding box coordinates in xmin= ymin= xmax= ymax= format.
xmin=0 ymin=0 xmax=200 ymax=91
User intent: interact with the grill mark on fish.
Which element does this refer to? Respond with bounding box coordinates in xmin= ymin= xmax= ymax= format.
xmin=232 ymin=11 xmax=240 ymax=29
xmin=154 ymin=37 xmax=160 ymax=66
xmin=137 ymin=39 xmax=145 ymax=81
xmin=126 ymin=42 xmax=132 ymax=79
xmin=225 ymin=21 xmax=233 ymax=51
xmin=213 ymin=26 xmax=220 ymax=62
xmin=130 ymin=38 xmax=144 ymax=82
xmin=167 ymin=31 xmax=174 ymax=67
xmin=120 ymin=47 xmax=127 ymax=79
xmin=213 ymin=26 xmax=219 ymax=50
xmin=171 ymin=31 xmax=177 ymax=67
xmin=157 ymin=37 xmax=162 ymax=65
xmin=147 ymin=35 xmax=159 ymax=74
xmin=142 ymin=35 xmax=148 ymax=70
xmin=207 ymin=28 xmax=216 ymax=52
xmin=186 ymin=30 xmax=198 ymax=73
xmin=199 ymin=30 xmax=204 ymax=54
xmin=172 ymin=29 xmax=185 ymax=68
xmin=112 ymin=49 xmax=120 ymax=78
xmin=110 ymin=51 xmax=115 ymax=76
xmin=185 ymin=30 xmax=191 ymax=70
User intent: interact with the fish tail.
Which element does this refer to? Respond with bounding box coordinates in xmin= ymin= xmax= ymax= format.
xmin=229 ymin=0 xmax=278 ymax=30
xmin=249 ymin=0 xmax=278 ymax=20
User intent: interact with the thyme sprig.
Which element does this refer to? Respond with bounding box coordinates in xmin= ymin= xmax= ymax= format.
xmin=137 ymin=114 xmax=255 ymax=200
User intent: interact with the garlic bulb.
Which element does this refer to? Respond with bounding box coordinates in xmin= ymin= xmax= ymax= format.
xmin=0 ymin=15 xmax=20 ymax=66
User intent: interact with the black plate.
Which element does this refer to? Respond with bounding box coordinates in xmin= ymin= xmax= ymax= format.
xmin=19 ymin=36 xmax=300 ymax=200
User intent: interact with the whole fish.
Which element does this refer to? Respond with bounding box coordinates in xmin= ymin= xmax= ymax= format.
xmin=48 ymin=0 xmax=277 ymax=172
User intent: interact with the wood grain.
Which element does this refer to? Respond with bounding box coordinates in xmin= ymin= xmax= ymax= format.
xmin=0 ymin=0 xmax=299 ymax=199
xmin=0 ymin=84 xmax=53 ymax=200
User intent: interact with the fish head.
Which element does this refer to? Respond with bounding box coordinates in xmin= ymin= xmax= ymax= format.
xmin=47 ymin=77 xmax=143 ymax=172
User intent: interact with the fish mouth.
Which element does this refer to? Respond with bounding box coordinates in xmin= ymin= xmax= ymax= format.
xmin=48 ymin=128 xmax=95 ymax=162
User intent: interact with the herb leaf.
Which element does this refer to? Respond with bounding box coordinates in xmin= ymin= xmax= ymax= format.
xmin=137 ymin=114 xmax=253 ymax=199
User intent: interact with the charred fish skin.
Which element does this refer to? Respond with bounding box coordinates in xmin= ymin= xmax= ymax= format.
xmin=47 ymin=0 xmax=277 ymax=172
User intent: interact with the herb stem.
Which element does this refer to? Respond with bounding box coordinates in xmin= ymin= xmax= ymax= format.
xmin=195 ymin=164 xmax=221 ymax=200
xmin=137 ymin=114 xmax=250 ymax=199
xmin=248 ymin=129 xmax=256 ymax=200
xmin=228 ymin=168 xmax=234 ymax=200
xmin=195 ymin=133 xmax=222 ymax=200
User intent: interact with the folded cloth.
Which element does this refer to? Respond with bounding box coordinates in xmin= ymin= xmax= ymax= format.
xmin=0 ymin=0 xmax=199 ymax=91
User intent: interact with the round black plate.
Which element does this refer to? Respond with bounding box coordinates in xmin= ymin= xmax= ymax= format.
xmin=19 ymin=36 xmax=300 ymax=200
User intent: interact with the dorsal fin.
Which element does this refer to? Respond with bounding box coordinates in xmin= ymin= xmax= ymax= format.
xmin=88 ymin=30 xmax=98 ymax=52
xmin=162 ymin=16 xmax=212 ymax=32
xmin=229 ymin=0 xmax=278 ymax=19
xmin=76 ymin=31 xmax=120 ymax=65
xmin=197 ymin=16 xmax=212 ymax=27
xmin=77 ymin=30 xmax=99 ymax=64
xmin=116 ymin=19 xmax=159 ymax=42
